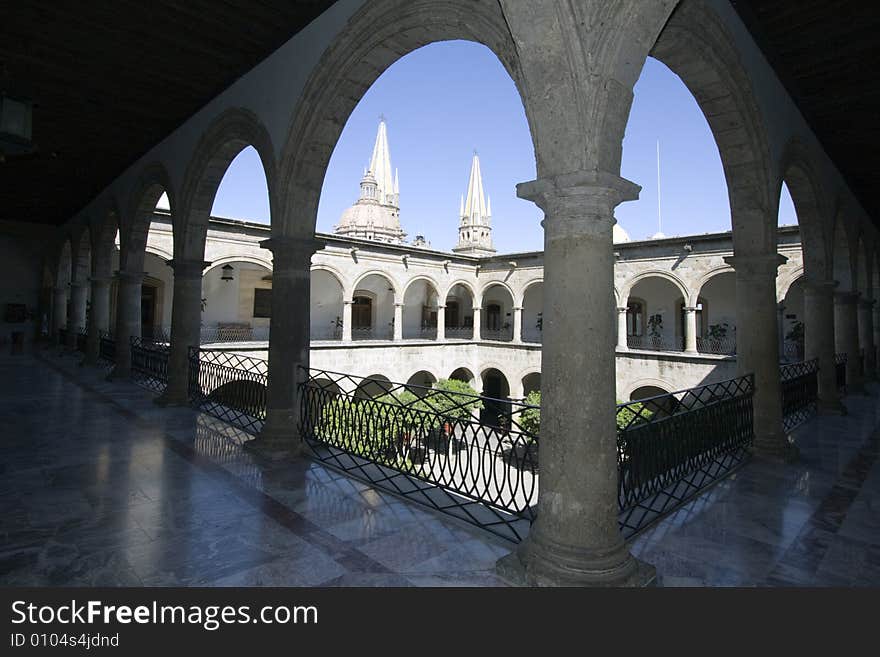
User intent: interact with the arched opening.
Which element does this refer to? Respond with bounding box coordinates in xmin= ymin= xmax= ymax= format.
xmin=200 ymin=260 xmax=273 ymax=343
xmin=406 ymin=370 xmax=437 ymax=394
xmin=781 ymin=277 xmax=805 ymax=362
xmin=696 ymin=272 xmax=737 ymax=354
xmin=522 ymin=372 xmax=541 ymax=397
xmin=449 ymin=367 xmax=476 ymax=387
xmin=354 ymin=375 xmax=393 ymax=400
xmin=210 ymin=146 xmax=271 ymax=224
xmin=310 ymin=269 xmax=344 ymax=341
xmin=625 ymin=276 xmax=685 ymax=351
xmin=445 ymin=283 xmax=475 ymax=340
xmin=481 ymin=284 xmax=514 ymax=342
xmin=630 ymin=385 xmax=669 ymax=402
xmin=832 ymin=219 xmax=853 ymax=292
xmin=351 ymin=273 xmax=395 ymax=340
xmin=55 ymin=240 xmax=72 ymax=332
xmin=521 ymin=282 xmax=543 ymax=343
xmin=480 ymin=367 xmax=510 ymax=426
xmin=402 ymin=279 xmax=439 ymax=340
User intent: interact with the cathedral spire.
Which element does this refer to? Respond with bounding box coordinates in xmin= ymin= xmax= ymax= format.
xmin=453 ymin=153 xmax=495 ymax=255
xmin=368 ymin=117 xmax=396 ymax=208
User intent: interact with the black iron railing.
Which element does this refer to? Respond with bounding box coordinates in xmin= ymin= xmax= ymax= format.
xmin=188 ymin=348 xmax=268 ymax=435
xmin=628 ymin=334 xmax=686 ymax=352
xmin=130 ymin=337 xmax=169 ymax=392
xmin=835 ymin=352 xmax=847 ymax=393
xmin=616 ymin=374 xmax=754 ymax=538
xmin=299 ymin=368 xmax=538 ymax=542
xmin=99 ymin=331 xmax=115 ymax=363
xmin=780 ymin=359 xmax=818 ymax=432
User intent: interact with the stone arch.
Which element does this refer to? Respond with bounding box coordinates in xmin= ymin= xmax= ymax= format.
xmin=311 ymin=263 xmax=348 ymax=298
xmin=651 ymin=0 xmax=775 ymax=254
xmin=56 ymin=238 xmax=72 ymax=289
xmin=517 ymin=278 xmax=544 ymax=307
xmin=777 ymin=138 xmax=833 ymax=281
xmin=831 ymin=203 xmax=858 ymax=292
xmin=123 ymin=162 xmax=175 ymax=273
xmin=275 ymin=0 xmax=545 ymax=237
xmin=70 ymin=224 xmax=92 ymax=285
xmin=478 ymin=280 xmax=516 ymax=306
xmin=145 ymin=244 xmax=174 ymax=263
xmin=351 ymin=270 xmax=398 ymax=302
xmin=442 ymin=279 xmax=476 ymax=302
xmin=402 ymin=275 xmax=440 ymax=340
xmin=89 ymin=197 xmax=120 ymax=279
xmin=354 ymin=374 xmax=393 ymax=400
xmin=691 ymin=266 xmax=735 ymax=306
xmin=480 ymin=281 xmax=516 ymax=341
xmin=310 ymin=266 xmax=345 ymax=340
xmin=402 ymin=274 xmax=442 ymax=300
xmin=204 ymin=254 xmax=273 ymax=273
xmin=856 ymin=233 xmax=872 ymax=298
xmin=176 ymin=108 xmax=276 ymax=261
xmin=777 ymin=266 xmax=805 ymax=303
xmin=622 ymin=270 xmax=689 ymax=305
xmin=449 ymin=367 xmax=476 ymax=387
xmin=405 ymin=369 xmax=437 ymax=391
xmin=625 ymin=378 xmax=673 ymax=401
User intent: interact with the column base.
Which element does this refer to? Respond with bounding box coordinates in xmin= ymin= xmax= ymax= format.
xmin=243 ymin=413 xmax=304 ymax=461
xmin=154 ymin=390 xmax=190 ymax=408
xmin=818 ymin=397 xmax=847 ymax=416
xmin=751 ymin=433 xmax=799 ymax=464
xmin=495 ymin=531 xmax=655 ymax=587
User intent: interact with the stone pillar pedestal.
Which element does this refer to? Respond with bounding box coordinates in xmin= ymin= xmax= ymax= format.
xmin=512 ymin=306 xmax=523 ymax=343
xmin=68 ymin=281 xmax=89 ymax=349
xmin=85 ymin=277 xmax=112 ymax=365
xmin=496 ymin=172 xmax=653 ymax=587
xmin=342 ymin=300 xmax=353 ymax=342
xmin=616 ymin=307 xmax=628 ymax=351
xmin=858 ymin=299 xmax=876 ymax=381
xmin=777 ymin=303 xmax=786 ymax=361
xmin=108 ymin=271 xmax=142 ymax=379
xmin=436 ymin=306 xmax=445 ymax=342
xmin=803 ymin=278 xmax=845 ymax=414
xmin=250 ymin=236 xmax=320 ymax=457
xmin=472 ymin=307 xmax=482 ymax=341
xmin=393 ymin=303 xmax=403 ymax=341
xmin=155 ymin=259 xmax=207 ymax=406
xmin=683 ymin=306 xmax=698 ymax=354
xmin=724 ymin=253 xmax=795 ymax=462
xmin=52 ymin=287 xmax=68 ymax=345
xmin=834 ymin=291 xmax=863 ymax=393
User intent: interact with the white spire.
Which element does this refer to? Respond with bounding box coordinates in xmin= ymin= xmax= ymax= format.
xmin=368 ymin=117 xmax=396 ymax=207
xmin=486 ymin=195 xmax=492 ymax=223
xmin=453 ymin=152 xmax=495 ymax=255
xmin=394 ymin=168 xmax=399 ymax=194
xmin=462 ymin=153 xmax=488 ymax=224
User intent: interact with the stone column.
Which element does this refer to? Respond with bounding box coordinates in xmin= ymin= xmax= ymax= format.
xmin=834 ymin=291 xmax=863 ymax=393
xmin=683 ymin=306 xmax=698 ymax=354
xmin=472 ymin=306 xmax=481 ymax=341
xmin=342 ymin=300 xmax=352 ymax=342
xmin=109 ymin=270 xmax=143 ymax=379
xmin=498 ymin=173 xmax=651 ymax=587
xmin=155 ymin=259 xmax=206 ymax=406
xmin=252 ymin=236 xmax=319 ymax=455
xmin=393 ymin=303 xmax=403 ymax=341
xmin=512 ymin=306 xmax=523 ymax=343
xmin=52 ymin=286 xmax=68 ymax=344
xmin=616 ymin=307 xmax=628 ymax=351
xmin=724 ymin=253 xmax=794 ymax=461
xmin=858 ymin=299 xmax=876 ymax=380
xmin=803 ymin=278 xmax=845 ymax=414
xmin=436 ymin=305 xmax=445 ymax=342
xmin=68 ymin=281 xmax=89 ymax=349
xmin=777 ymin=303 xmax=786 ymax=361
xmin=84 ymin=277 xmax=111 ymax=365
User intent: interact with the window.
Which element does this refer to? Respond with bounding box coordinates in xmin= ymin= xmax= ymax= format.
xmin=352 ymin=296 xmax=372 ymax=329
xmin=253 ymin=288 xmax=272 ymax=318
xmin=486 ymin=303 xmax=502 ymax=331
xmin=626 ymin=300 xmax=644 ymax=336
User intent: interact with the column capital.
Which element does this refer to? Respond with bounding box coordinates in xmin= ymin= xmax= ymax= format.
xmin=89 ymin=275 xmax=113 ymax=285
xmin=513 ymin=306 xmax=523 ymax=312
xmin=683 ymin=306 xmax=699 ymax=313
xmin=394 ymin=302 xmax=405 ymax=308
xmin=437 ymin=305 xmax=446 ymax=310
xmin=517 ymin=170 xmax=640 ymax=239
xmin=115 ymin=270 xmax=144 ymax=284
xmin=343 ymin=299 xmax=354 ymax=306
xmin=803 ymin=277 xmax=838 ymax=295
xmin=834 ymin=290 xmax=860 ymax=305
xmin=472 ymin=306 xmax=482 ymax=312
xmin=617 ymin=306 xmax=629 ymax=313
xmin=167 ymin=259 xmax=210 ymax=279
xmin=723 ymin=253 xmax=787 ymax=278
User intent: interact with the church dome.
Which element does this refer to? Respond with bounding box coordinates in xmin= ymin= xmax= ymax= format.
xmin=612 ymin=223 xmax=631 ymax=244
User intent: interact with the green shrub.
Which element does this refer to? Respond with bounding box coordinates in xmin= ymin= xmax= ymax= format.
xmin=520 ymin=390 xmax=541 ymax=437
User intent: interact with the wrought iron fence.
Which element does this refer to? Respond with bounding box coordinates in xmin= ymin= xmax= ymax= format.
xmin=299 ymin=368 xmax=538 ymax=542
xmin=780 ymin=359 xmax=818 ymax=432
xmin=188 ymin=348 xmax=268 ymax=435
xmin=99 ymin=331 xmax=115 ymax=363
xmin=351 ymin=326 xmax=393 ymax=341
xmin=782 ymin=340 xmax=805 ymax=363
xmin=835 ymin=352 xmax=847 ymax=393
xmin=130 ymin=337 xmax=169 ymax=392
xmin=628 ymin=334 xmax=685 ymax=352
xmin=696 ymin=336 xmax=736 ymax=355
xmin=444 ymin=326 xmax=474 ymax=340
xmin=482 ymin=327 xmax=514 ymax=342
xmin=616 ymin=374 xmax=754 ymax=538
xmin=521 ymin=328 xmax=542 ymax=344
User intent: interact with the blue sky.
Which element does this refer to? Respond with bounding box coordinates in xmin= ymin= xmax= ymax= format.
xmin=208 ymin=41 xmax=797 ymax=251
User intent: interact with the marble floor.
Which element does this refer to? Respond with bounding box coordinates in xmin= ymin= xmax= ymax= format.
xmin=1 ymin=349 xmax=879 ymax=587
